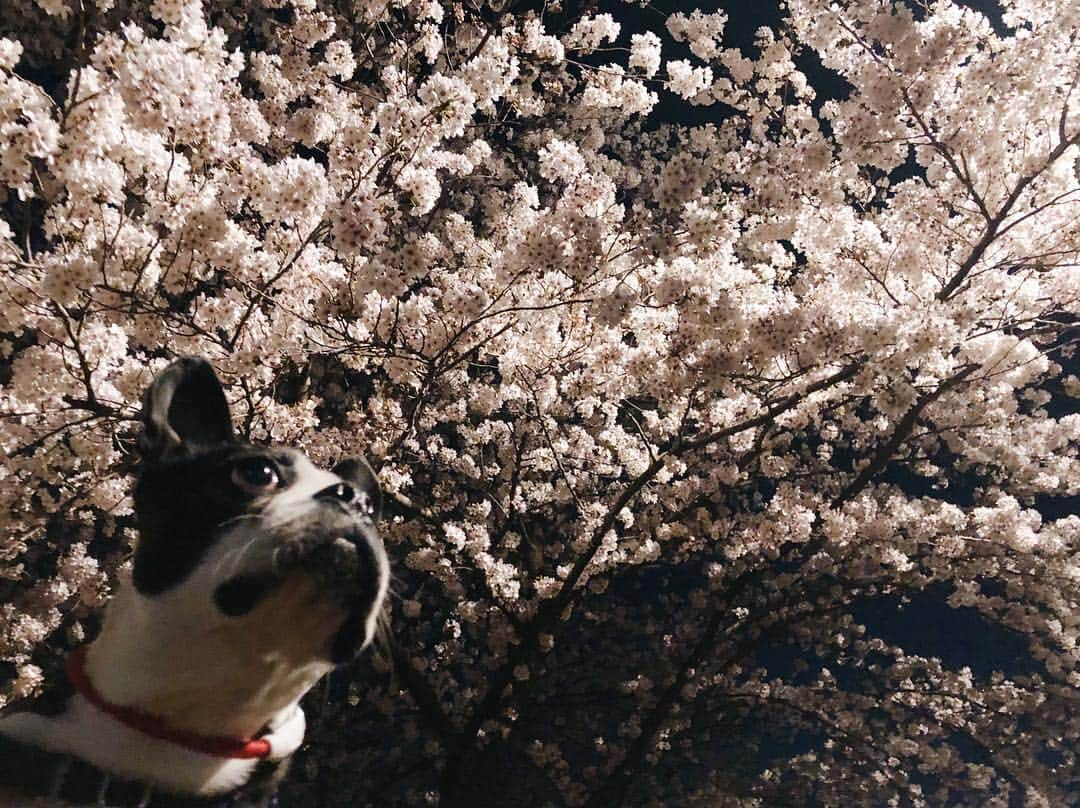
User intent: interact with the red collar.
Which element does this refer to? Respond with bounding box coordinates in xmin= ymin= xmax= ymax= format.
xmin=66 ymin=645 xmax=272 ymax=760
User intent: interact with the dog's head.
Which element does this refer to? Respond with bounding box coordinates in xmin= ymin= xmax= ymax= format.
xmin=131 ymin=357 xmax=388 ymax=664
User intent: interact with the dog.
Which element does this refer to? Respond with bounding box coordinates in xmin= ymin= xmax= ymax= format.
xmin=0 ymin=357 xmax=390 ymax=806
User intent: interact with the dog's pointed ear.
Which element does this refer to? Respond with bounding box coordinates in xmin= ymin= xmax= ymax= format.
xmin=140 ymin=357 xmax=234 ymax=461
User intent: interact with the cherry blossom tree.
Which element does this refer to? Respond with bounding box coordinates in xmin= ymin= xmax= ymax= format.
xmin=1 ymin=0 xmax=1077 ymax=804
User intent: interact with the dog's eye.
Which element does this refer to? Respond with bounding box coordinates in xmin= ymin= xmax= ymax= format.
xmin=231 ymin=459 xmax=280 ymax=494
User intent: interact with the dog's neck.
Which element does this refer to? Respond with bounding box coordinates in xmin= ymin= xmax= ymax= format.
xmin=86 ymin=569 xmax=342 ymax=740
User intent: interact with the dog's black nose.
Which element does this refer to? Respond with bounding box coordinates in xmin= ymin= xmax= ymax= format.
xmin=315 ymin=483 xmax=355 ymax=503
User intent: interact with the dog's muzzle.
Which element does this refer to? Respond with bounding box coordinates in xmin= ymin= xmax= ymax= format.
xmin=212 ymin=512 xmax=385 ymax=626
xmin=273 ymin=520 xmax=383 ymax=604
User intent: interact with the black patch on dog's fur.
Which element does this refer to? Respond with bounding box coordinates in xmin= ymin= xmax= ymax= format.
xmin=133 ymin=446 xmax=299 ymax=595
xmin=327 ymin=531 xmax=383 ymax=663
xmin=329 ymin=611 xmax=370 ymax=665
xmin=213 ymin=573 xmax=279 ymax=617
xmin=141 ymin=357 xmax=234 ymax=459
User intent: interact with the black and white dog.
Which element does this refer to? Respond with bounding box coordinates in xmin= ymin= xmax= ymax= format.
xmin=0 ymin=357 xmax=389 ymax=806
